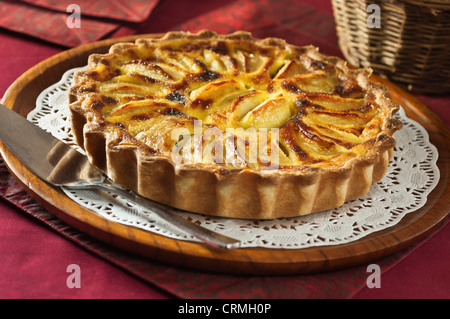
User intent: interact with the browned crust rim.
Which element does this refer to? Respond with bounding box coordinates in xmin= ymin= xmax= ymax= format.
xmin=68 ymin=30 xmax=403 ymax=219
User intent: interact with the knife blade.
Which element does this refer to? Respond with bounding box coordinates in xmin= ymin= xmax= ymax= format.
xmin=0 ymin=103 xmax=240 ymax=249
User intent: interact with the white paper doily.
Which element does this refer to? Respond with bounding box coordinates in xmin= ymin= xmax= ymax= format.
xmin=27 ymin=66 xmax=440 ymax=249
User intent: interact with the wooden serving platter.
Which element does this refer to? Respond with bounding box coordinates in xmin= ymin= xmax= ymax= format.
xmin=1 ymin=34 xmax=449 ymax=275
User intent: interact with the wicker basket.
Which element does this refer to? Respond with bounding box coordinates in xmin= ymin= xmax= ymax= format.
xmin=331 ymin=0 xmax=450 ymax=94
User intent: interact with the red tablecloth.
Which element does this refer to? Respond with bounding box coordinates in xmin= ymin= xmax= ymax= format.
xmin=0 ymin=0 xmax=449 ymax=299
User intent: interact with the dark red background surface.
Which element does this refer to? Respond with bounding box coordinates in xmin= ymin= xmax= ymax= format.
xmin=0 ymin=0 xmax=449 ymax=299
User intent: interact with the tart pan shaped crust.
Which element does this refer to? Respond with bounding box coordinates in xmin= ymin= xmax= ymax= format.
xmin=68 ymin=30 xmax=402 ymax=219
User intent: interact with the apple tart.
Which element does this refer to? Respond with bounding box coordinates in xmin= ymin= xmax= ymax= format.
xmin=68 ymin=30 xmax=402 ymax=219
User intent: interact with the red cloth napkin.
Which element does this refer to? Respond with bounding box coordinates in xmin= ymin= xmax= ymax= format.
xmin=0 ymin=0 xmax=159 ymax=47
xmin=179 ymin=0 xmax=340 ymax=57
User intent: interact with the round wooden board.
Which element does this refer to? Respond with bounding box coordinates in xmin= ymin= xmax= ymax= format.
xmin=1 ymin=34 xmax=449 ymax=275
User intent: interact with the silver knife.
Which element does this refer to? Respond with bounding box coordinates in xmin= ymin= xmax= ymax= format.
xmin=0 ymin=103 xmax=240 ymax=249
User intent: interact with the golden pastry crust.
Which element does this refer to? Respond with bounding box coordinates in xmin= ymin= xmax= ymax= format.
xmin=68 ymin=30 xmax=402 ymax=219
